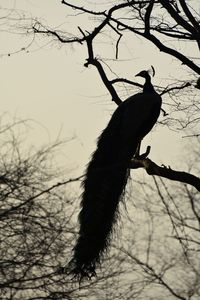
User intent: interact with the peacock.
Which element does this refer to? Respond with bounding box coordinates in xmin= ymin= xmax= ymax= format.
xmin=67 ymin=67 xmax=162 ymax=280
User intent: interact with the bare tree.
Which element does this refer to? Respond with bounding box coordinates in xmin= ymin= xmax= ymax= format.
xmin=0 ymin=117 xmax=73 ymax=299
xmin=19 ymin=0 xmax=199 ymax=190
xmin=110 ymin=151 xmax=200 ymax=299
xmin=0 ymin=117 xmax=134 ymax=299
xmin=2 ymin=1 xmax=200 ymax=297
xmin=2 ymin=1 xmax=200 ymax=187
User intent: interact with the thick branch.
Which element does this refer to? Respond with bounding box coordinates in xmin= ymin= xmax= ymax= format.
xmin=86 ymin=56 xmax=122 ymax=105
xmin=144 ymin=32 xmax=200 ymax=73
xmin=74 ymin=3 xmax=138 ymax=106
xmin=83 ymin=30 xmax=122 ymax=105
xmin=179 ymin=0 xmax=200 ymax=32
xmin=111 ymin=78 xmax=143 ymax=88
xmin=159 ymin=0 xmax=197 ymax=35
xmin=130 ymin=158 xmax=200 ymax=192
xmin=112 ymin=17 xmax=200 ymax=74
xmin=179 ymin=0 xmax=200 ymax=49
xmin=153 ymin=27 xmax=193 ymax=40
xmin=144 ymin=0 xmax=154 ymax=34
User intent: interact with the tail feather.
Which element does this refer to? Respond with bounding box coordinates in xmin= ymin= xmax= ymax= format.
xmin=68 ymin=107 xmax=139 ymax=280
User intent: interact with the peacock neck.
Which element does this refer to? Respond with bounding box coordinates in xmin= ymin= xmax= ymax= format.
xmin=143 ymin=75 xmax=155 ymax=93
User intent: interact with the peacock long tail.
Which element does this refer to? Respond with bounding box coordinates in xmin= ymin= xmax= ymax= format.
xmin=68 ymin=105 xmax=140 ymax=280
xmin=66 ymin=68 xmax=162 ymax=280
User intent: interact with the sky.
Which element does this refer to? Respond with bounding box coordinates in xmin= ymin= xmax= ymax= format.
xmin=0 ymin=0 xmax=196 ymax=178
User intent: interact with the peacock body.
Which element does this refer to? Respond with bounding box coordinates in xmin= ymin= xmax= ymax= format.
xmin=68 ymin=69 xmax=162 ymax=280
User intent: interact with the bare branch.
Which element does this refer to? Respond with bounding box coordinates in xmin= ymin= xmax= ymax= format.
xmin=110 ymin=78 xmax=143 ymax=88
xmin=159 ymin=0 xmax=197 ymax=35
xmin=0 ymin=175 xmax=83 ymax=218
xmin=111 ymin=16 xmax=200 ymax=74
xmin=144 ymin=0 xmax=155 ymax=34
xmin=130 ymin=157 xmax=200 ymax=192
xmin=160 ymin=81 xmax=191 ymax=95
xmin=32 ymin=23 xmax=85 ymax=44
xmin=179 ymin=0 xmax=200 ymax=32
xmin=61 ymin=0 xmax=106 ymax=16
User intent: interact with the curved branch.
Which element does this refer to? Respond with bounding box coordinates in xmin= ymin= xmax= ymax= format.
xmin=82 ymin=26 xmax=122 ymax=105
xmin=111 ymin=17 xmax=200 ymax=74
xmin=85 ymin=56 xmax=122 ymax=105
xmin=159 ymin=0 xmax=196 ymax=35
xmin=179 ymin=0 xmax=200 ymax=50
xmin=61 ymin=0 xmax=105 ymax=15
xmin=179 ymin=0 xmax=200 ymax=32
xmin=32 ymin=23 xmax=85 ymax=44
xmin=111 ymin=78 xmax=143 ymax=88
xmin=160 ymin=81 xmax=191 ymax=96
xmin=130 ymin=158 xmax=200 ymax=192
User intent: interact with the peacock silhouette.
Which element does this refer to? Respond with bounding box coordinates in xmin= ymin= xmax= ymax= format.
xmin=68 ymin=67 xmax=162 ymax=280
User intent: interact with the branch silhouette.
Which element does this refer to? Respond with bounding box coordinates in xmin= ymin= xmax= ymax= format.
xmin=130 ymin=157 xmax=200 ymax=192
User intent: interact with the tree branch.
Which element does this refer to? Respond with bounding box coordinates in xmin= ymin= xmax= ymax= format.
xmin=61 ymin=0 xmax=106 ymax=15
xmin=85 ymin=56 xmax=122 ymax=105
xmin=160 ymin=81 xmax=191 ymax=96
xmin=179 ymin=0 xmax=200 ymax=32
xmin=130 ymin=158 xmax=200 ymax=192
xmin=110 ymin=78 xmax=143 ymax=88
xmin=159 ymin=0 xmax=197 ymax=35
xmin=32 ymin=23 xmax=85 ymax=44
xmin=111 ymin=17 xmax=200 ymax=74
xmin=82 ymin=28 xmax=122 ymax=105
xmin=0 ymin=175 xmax=84 ymax=218
xmin=179 ymin=0 xmax=200 ymax=49
xmin=144 ymin=0 xmax=155 ymax=34
xmin=143 ymin=32 xmax=200 ymax=74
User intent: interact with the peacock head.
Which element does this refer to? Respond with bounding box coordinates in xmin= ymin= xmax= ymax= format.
xmin=135 ymin=66 xmax=155 ymax=78
xmin=135 ymin=70 xmax=149 ymax=78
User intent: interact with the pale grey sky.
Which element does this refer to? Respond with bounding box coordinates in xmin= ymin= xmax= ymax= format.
xmin=0 ymin=0 xmax=194 ymax=177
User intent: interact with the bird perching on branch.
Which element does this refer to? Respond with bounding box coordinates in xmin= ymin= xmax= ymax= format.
xmin=68 ymin=67 xmax=162 ymax=280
